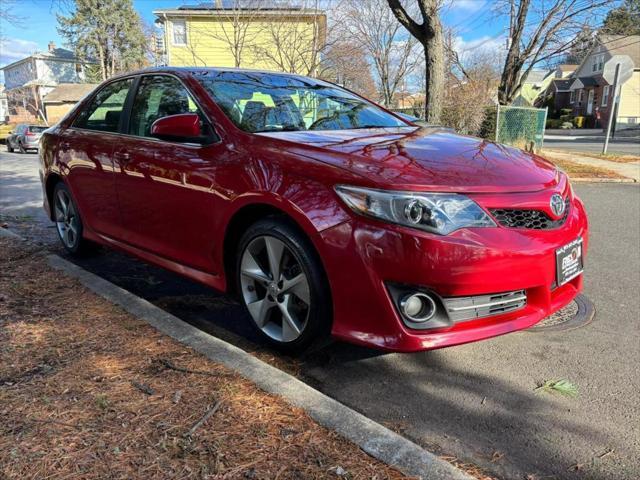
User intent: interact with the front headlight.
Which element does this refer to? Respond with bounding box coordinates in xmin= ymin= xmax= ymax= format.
xmin=335 ymin=185 xmax=496 ymax=235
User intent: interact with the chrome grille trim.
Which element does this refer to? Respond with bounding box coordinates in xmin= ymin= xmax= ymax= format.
xmin=443 ymin=290 xmax=527 ymax=323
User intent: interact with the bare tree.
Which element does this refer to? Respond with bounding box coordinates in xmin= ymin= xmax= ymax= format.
xmin=252 ymin=0 xmax=328 ymax=75
xmin=340 ymin=0 xmax=420 ymax=108
xmin=442 ymin=46 xmax=502 ymax=134
xmin=387 ymin=0 xmax=445 ymax=123
xmin=200 ymin=0 xmax=264 ymax=68
xmin=6 ymin=86 xmax=48 ymax=124
xmin=496 ymin=0 xmax=611 ymax=105
xmin=319 ymin=40 xmax=378 ymax=98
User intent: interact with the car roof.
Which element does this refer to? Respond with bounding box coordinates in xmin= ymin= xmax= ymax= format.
xmin=111 ymin=66 xmax=324 ymax=85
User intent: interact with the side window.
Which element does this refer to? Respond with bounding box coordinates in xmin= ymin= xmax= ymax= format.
xmin=172 ymin=20 xmax=187 ymax=45
xmin=129 ymin=75 xmax=200 ymax=138
xmin=73 ymin=79 xmax=133 ymax=132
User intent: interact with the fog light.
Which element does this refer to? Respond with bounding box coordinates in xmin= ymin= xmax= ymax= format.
xmin=400 ymin=293 xmax=436 ymax=322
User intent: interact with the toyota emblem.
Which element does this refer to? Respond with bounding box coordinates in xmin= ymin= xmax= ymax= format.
xmin=550 ymin=194 xmax=565 ymax=217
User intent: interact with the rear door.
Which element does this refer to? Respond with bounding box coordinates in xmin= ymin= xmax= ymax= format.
xmin=57 ymin=78 xmax=134 ymax=239
xmin=113 ymin=74 xmax=223 ymax=272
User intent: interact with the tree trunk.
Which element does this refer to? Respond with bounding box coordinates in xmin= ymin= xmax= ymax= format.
xmin=424 ymin=31 xmax=444 ymax=123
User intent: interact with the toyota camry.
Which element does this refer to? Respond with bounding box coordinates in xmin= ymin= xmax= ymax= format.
xmin=39 ymin=67 xmax=588 ymax=353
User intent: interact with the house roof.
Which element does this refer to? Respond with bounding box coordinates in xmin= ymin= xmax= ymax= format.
xmin=43 ymin=83 xmax=98 ymax=103
xmin=552 ymin=78 xmax=573 ymax=92
xmin=522 ymin=69 xmax=552 ymax=85
xmin=0 ymin=47 xmax=89 ymax=72
xmin=178 ymin=1 xmax=302 ymax=10
xmin=599 ymin=34 xmax=640 ymax=66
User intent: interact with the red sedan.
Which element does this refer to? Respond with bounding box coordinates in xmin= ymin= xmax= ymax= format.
xmin=39 ymin=68 xmax=588 ymax=353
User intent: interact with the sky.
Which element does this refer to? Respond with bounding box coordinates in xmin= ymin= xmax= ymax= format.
xmin=0 ymin=0 xmax=508 ymax=82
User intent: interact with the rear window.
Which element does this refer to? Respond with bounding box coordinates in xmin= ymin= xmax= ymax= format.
xmin=28 ymin=126 xmax=47 ymax=133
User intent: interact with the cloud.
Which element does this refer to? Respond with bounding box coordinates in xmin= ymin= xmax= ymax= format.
xmin=0 ymin=38 xmax=39 ymax=67
xmin=448 ymin=0 xmax=487 ymax=13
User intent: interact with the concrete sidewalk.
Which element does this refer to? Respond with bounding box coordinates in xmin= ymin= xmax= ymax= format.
xmin=542 ymin=149 xmax=640 ymax=182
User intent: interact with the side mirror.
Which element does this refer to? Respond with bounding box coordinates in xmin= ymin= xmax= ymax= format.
xmin=150 ymin=113 xmax=203 ymax=143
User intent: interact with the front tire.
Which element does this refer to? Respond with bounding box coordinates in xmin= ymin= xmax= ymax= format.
xmin=236 ymin=218 xmax=332 ymax=354
xmin=53 ymin=182 xmax=94 ymax=255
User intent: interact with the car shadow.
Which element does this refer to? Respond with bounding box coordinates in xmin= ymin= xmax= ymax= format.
xmin=63 ymin=247 xmax=617 ymax=480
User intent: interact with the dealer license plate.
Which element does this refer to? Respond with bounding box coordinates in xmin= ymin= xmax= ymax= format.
xmin=556 ymin=237 xmax=583 ymax=286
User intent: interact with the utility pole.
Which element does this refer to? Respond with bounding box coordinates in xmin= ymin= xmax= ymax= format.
xmin=603 ymin=63 xmax=620 ymax=155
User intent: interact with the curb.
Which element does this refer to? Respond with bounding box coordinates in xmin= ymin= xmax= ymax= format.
xmin=46 ymin=253 xmax=472 ymax=480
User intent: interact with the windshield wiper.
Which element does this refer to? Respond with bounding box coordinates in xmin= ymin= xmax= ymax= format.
xmin=254 ymin=125 xmax=304 ymax=133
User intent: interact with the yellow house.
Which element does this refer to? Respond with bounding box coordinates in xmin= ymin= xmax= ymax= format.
xmin=154 ymin=2 xmax=326 ymax=76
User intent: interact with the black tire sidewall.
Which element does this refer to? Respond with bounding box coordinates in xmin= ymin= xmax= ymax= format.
xmin=236 ymin=218 xmax=332 ymax=354
xmin=53 ymin=182 xmax=85 ymax=254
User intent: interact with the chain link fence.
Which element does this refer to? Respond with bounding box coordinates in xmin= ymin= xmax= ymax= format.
xmin=495 ymin=105 xmax=548 ymax=152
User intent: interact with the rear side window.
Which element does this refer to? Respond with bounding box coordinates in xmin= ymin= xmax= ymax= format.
xmin=73 ymin=79 xmax=133 ymax=132
xmin=128 ymin=75 xmax=200 ymax=138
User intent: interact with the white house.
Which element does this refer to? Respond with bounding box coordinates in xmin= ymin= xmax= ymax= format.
xmin=568 ymin=35 xmax=640 ymax=130
xmin=1 ymin=42 xmax=92 ymax=123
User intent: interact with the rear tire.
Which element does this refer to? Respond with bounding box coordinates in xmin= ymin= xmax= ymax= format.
xmin=7 ymin=141 xmax=14 ymax=153
xmin=52 ymin=182 xmax=96 ymax=255
xmin=236 ymin=217 xmax=332 ymax=354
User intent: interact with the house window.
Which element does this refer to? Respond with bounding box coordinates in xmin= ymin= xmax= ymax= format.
xmin=172 ymin=20 xmax=187 ymax=45
xmin=602 ymin=85 xmax=609 ymax=106
xmin=592 ymin=54 xmax=604 ymax=72
xmin=570 ymin=90 xmax=575 ymax=103
xmin=578 ymin=89 xmax=583 ymax=103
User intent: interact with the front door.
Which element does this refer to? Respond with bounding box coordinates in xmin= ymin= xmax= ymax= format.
xmin=114 ymin=74 xmax=224 ymax=272
xmin=58 ymin=78 xmax=134 ymax=239
xmin=586 ymin=89 xmax=594 ymax=115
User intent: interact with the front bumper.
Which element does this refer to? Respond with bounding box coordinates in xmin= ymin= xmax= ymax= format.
xmin=318 ymin=194 xmax=589 ymax=352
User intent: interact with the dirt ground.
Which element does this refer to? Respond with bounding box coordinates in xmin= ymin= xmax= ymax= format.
xmin=0 ymin=236 xmax=410 ymax=480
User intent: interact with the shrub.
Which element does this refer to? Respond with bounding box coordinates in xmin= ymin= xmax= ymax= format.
xmin=561 ymin=122 xmax=574 ymax=129
xmin=546 ymin=118 xmax=563 ymax=129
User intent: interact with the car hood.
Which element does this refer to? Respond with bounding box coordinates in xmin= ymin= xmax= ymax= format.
xmin=257 ymin=127 xmax=559 ymax=193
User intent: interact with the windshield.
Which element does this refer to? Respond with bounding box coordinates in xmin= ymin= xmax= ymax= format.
xmin=196 ymin=71 xmax=409 ymax=133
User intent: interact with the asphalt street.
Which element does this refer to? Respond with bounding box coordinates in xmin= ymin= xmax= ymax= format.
xmin=544 ymin=135 xmax=640 ymax=155
xmin=1 ymin=149 xmax=639 ymax=480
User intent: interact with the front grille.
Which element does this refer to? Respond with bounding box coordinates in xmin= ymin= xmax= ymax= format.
xmin=490 ymin=198 xmax=570 ymax=230
xmin=443 ymin=290 xmax=527 ymax=323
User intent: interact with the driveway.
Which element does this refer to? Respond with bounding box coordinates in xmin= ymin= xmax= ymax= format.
xmin=2 ymin=149 xmax=639 ymax=480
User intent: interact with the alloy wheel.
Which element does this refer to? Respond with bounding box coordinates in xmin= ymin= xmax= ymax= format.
xmin=54 ymin=189 xmax=80 ymax=249
xmin=240 ymin=235 xmax=311 ymax=343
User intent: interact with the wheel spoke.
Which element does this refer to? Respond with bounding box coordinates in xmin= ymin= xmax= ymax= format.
xmin=281 ymin=274 xmax=310 ymax=305
xmin=54 ymin=205 xmax=65 ymax=222
xmin=264 ymin=237 xmax=284 ymax=281
xmin=278 ymin=296 xmax=302 ymax=342
xmin=247 ymin=297 xmax=273 ymax=328
xmin=241 ymin=251 xmax=270 ymax=284
xmin=56 ymin=191 xmax=68 ymax=216
xmin=63 ymin=226 xmax=71 ymax=246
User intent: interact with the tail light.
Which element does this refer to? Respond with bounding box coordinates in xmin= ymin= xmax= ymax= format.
xmin=25 ymin=131 xmax=35 ymax=137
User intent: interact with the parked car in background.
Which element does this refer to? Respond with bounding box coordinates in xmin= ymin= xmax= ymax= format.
xmin=0 ymin=123 xmax=13 ymax=144
xmin=7 ymin=124 xmax=48 ymax=153
xmin=39 ymin=67 xmax=588 ymax=354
